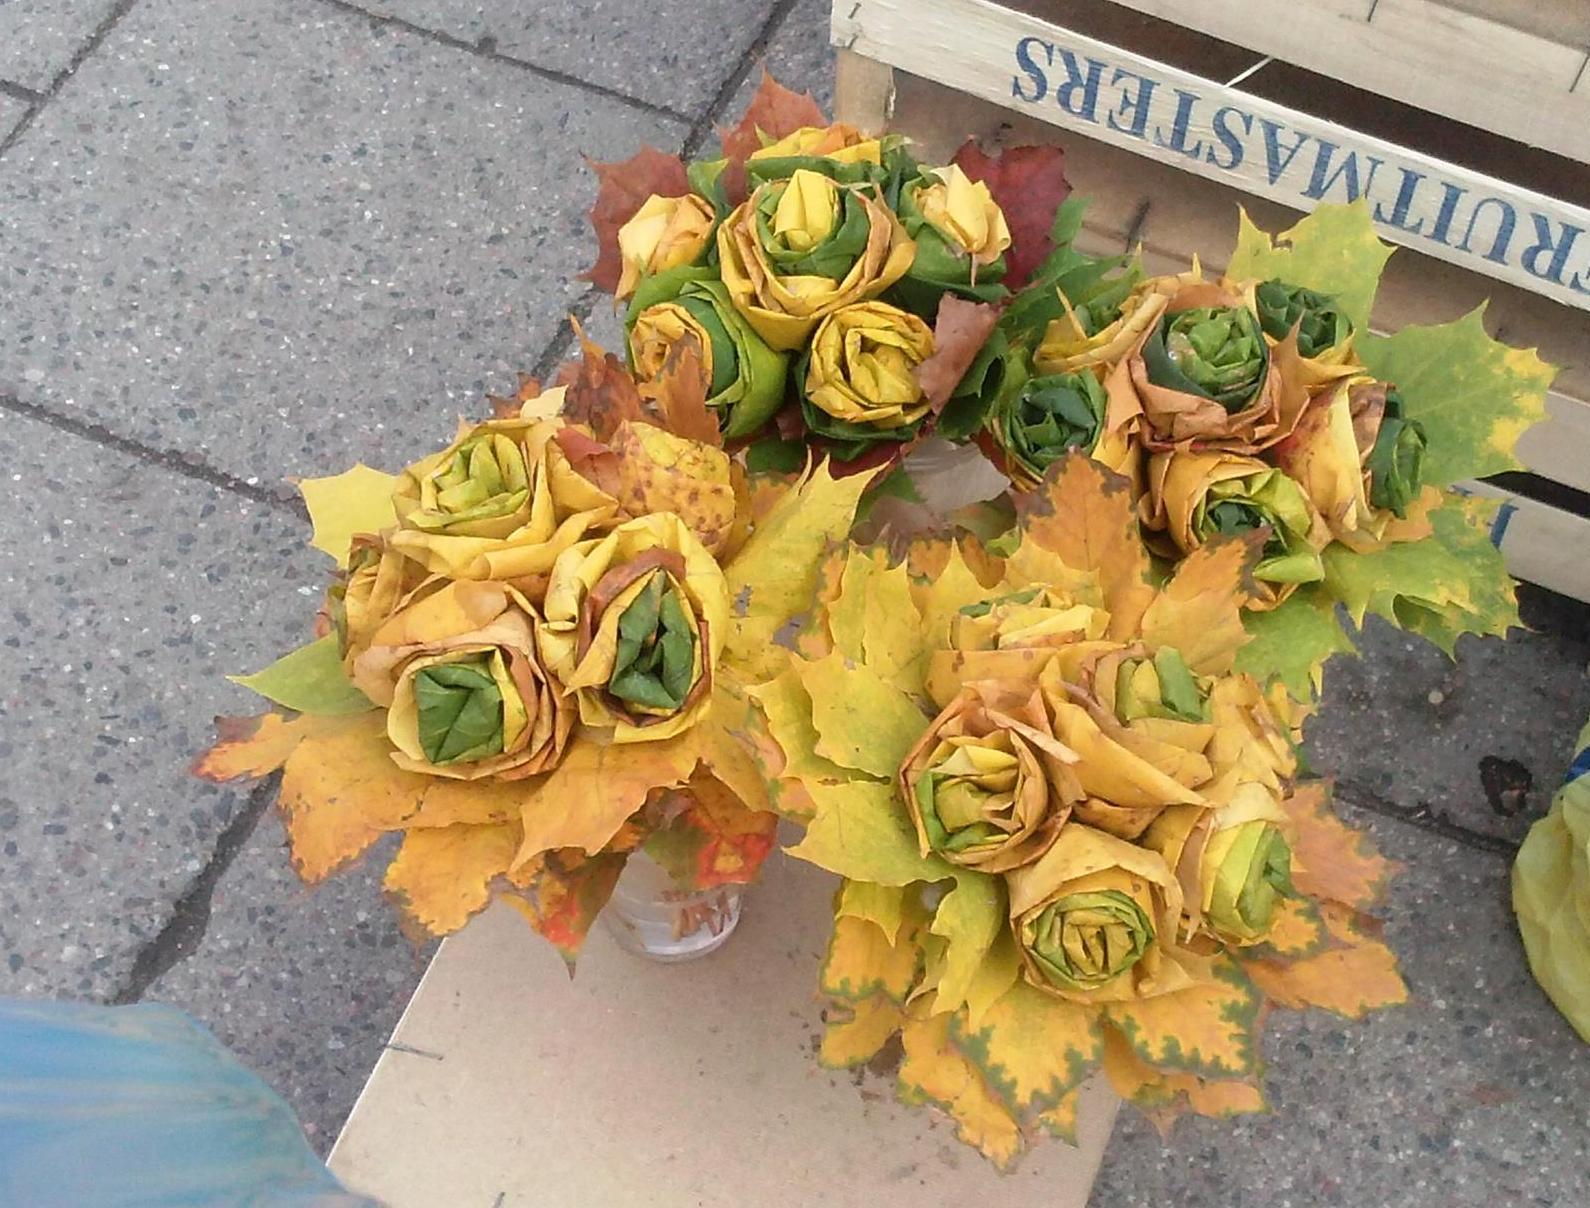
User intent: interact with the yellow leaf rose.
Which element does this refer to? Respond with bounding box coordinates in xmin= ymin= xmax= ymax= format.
xmin=614 ymin=193 xmax=714 ymax=300
xmin=717 ymin=169 xmax=915 ymax=351
xmin=911 ymin=164 xmax=1011 ymax=269
xmin=351 ymin=579 xmax=573 ymax=780
xmin=747 ymin=123 xmax=882 ymax=166
xmin=802 ymin=300 xmax=935 ymax=437
xmin=538 ymin=512 xmax=729 ymax=743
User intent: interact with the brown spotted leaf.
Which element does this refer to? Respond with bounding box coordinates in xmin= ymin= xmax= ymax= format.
xmin=555 ymin=321 xmax=651 ymax=441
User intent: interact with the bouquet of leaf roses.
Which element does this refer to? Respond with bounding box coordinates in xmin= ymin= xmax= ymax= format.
xmin=196 ymin=335 xmax=871 ymax=958
xmin=586 ymin=72 xmax=1070 ymax=472
xmin=747 ymin=452 xmax=1408 ymax=1164
xmin=964 ymin=199 xmax=1549 ymax=697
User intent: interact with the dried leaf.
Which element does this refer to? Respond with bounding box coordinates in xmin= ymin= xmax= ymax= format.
xmin=824 ymin=547 xmax=928 ymax=694
xmin=384 ymin=822 xmax=520 ymax=938
xmin=584 ymin=146 xmax=691 ymax=293
xmin=1100 ymin=1027 xmax=1265 ymax=1131
xmin=1282 ymin=782 xmax=1398 ymax=908
xmin=952 ymin=979 xmax=1102 ymax=1113
xmin=1243 ymin=902 xmax=1407 ymax=1017
xmin=643 ymin=772 xmax=777 ymax=889
xmin=917 ymin=297 xmax=1001 ymax=411
xmin=637 ymin=338 xmax=721 ymax=447
xmin=930 ymin=871 xmax=1005 ymax=1016
xmin=838 ymin=880 xmax=909 ymax=945
xmin=718 ymin=69 xmax=828 ymax=164
xmin=505 ymin=850 xmax=627 ymax=964
xmin=555 ymin=321 xmax=651 ymax=441
xmin=297 ymin=463 xmax=399 ymax=567
xmin=193 ymin=713 xmax=313 ymax=782
xmin=1104 ymin=956 xmax=1262 ymax=1079
xmin=950 ymin=141 xmax=1071 ymax=289
xmin=898 ymin=1011 xmax=1024 ymax=1168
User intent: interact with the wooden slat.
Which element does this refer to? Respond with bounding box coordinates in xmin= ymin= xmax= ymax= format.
xmin=833 ymin=0 xmax=1590 ymax=310
xmin=1094 ymin=0 xmax=1590 ymax=162
xmin=850 ymin=62 xmax=1590 ymax=494
xmin=1463 ymin=483 xmax=1590 ymax=604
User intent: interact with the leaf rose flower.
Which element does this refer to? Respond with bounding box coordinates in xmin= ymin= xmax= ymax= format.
xmin=1031 ymin=268 xmax=1166 ymax=380
xmin=899 ymin=681 xmax=1075 ymax=873
xmin=351 ymin=580 xmax=572 ymax=780
xmin=1358 ymin=383 xmax=1428 ymax=520
xmin=926 ymin=586 xmax=1110 ymax=705
xmin=614 ymin=193 xmax=715 ymax=300
xmin=389 ymin=390 xmax=619 ymax=585
xmin=893 ymin=164 xmax=1010 ymax=310
xmin=800 ymin=300 xmax=935 ymax=456
xmin=330 ymin=534 xmax=430 ymax=673
xmin=716 ymin=168 xmax=916 ymax=351
xmin=1254 ymin=279 xmax=1357 ymax=389
xmin=626 ymin=269 xmax=789 ymax=439
xmin=538 ymin=512 xmax=729 ymax=743
xmin=745 ymin=123 xmax=884 ymax=177
xmin=1144 ymin=782 xmax=1294 ymax=946
xmin=1007 ymin=824 xmax=1200 ymax=1002
xmin=985 ymin=359 xmax=1138 ymax=492
xmin=1143 ymin=451 xmax=1326 ymax=608
xmin=1130 ymin=280 xmax=1307 ymax=452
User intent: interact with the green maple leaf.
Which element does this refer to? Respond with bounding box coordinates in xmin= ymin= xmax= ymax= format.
xmin=1322 ymin=496 xmax=1518 ymax=654
xmin=1358 ymin=307 xmax=1554 ymax=488
xmin=1235 ymin=586 xmax=1356 ymax=698
xmin=1227 ymin=201 xmax=1394 ymax=329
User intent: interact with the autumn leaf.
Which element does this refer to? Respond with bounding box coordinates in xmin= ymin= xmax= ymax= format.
xmin=193 ymin=712 xmax=314 ymax=783
xmin=485 ymin=371 xmax=544 ymax=420
xmin=1226 ymin=202 xmax=1394 ymax=329
xmin=793 ymin=650 xmax=927 ymax=778
xmin=1235 ymin=585 xmax=1356 ymax=698
xmin=786 ymin=780 xmax=955 ymax=887
xmin=1282 ymin=782 xmax=1398 ymax=908
xmin=950 ymin=141 xmax=1071 ymax=290
xmin=1358 ymin=306 xmax=1554 ymax=487
xmin=637 ymin=337 xmax=721 ymax=447
xmin=820 ymin=994 xmax=905 ymax=1068
xmin=512 ymin=730 xmax=700 ymax=867
xmin=717 ymin=69 xmax=827 ymax=165
xmin=1140 ymin=534 xmax=1262 ymax=676
xmin=823 ymin=546 xmax=928 ymax=695
xmin=917 ymin=297 xmax=1001 ymax=411
xmin=1243 ymin=902 xmax=1407 ymax=1017
xmin=504 ymin=850 xmax=627 ymax=965
xmin=1006 ymin=452 xmax=1156 ymax=636
xmin=721 ymin=459 xmax=875 ymax=682
xmin=745 ymin=668 xmax=847 ymax=819
xmin=823 ymin=914 xmax=923 ymax=1003
xmin=1322 ymin=495 xmax=1518 ymax=653
xmin=1104 ymin=957 xmax=1262 ymax=1079
xmin=384 ymin=822 xmax=520 ymax=939
xmin=838 ymin=880 xmax=910 ymax=946
xmin=584 ymin=145 xmax=691 ymax=293
xmin=898 ymin=1010 xmax=1025 ymax=1168
xmin=1248 ymin=895 xmax=1329 ymax=961
xmin=642 ymin=773 xmax=778 ymax=889
xmin=296 ymin=463 xmax=399 ymax=567
xmin=1100 ymin=1027 xmax=1265 ymax=1132
xmin=554 ymin=321 xmax=651 ymax=441
xmin=952 ymin=979 xmax=1102 ymax=1113
xmin=929 ymin=870 xmax=1005 ymax=1016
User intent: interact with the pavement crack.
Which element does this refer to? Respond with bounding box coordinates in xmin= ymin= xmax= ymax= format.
xmin=110 ymin=778 xmax=279 ymax=1005
xmin=1332 ymin=779 xmax=1520 ymax=858
xmin=0 ymin=0 xmax=141 ymax=159
xmin=0 ymin=391 xmax=307 ymax=518
xmin=312 ymin=0 xmax=692 ymax=125
xmin=680 ymin=0 xmax=802 ymax=157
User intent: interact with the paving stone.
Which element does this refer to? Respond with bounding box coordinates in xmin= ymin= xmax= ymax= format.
xmin=364 ymin=0 xmax=779 ymax=116
xmin=0 ymin=0 xmax=120 ymax=92
xmin=0 ymin=411 xmax=322 ymax=1001
xmin=0 ymin=0 xmax=687 ymax=488
xmin=1304 ymin=591 xmax=1590 ymax=848
xmin=0 ymin=90 xmax=27 ymax=143
xmin=147 ymin=813 xmax=430 ymax=1153
xmin=1093 ymin=807 xmax=1590 ymax=1207
xmin=726 ymin=0 xmax=835 ymax=118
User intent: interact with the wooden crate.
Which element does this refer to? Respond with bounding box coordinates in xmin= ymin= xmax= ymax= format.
xmin=831 ymin=0 xmax=1590 ymax=603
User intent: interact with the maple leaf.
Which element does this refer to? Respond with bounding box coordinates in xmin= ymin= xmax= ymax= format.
xmin=1358 ymin=306 xmax=1554 ymax=487
xmin=1226 ymin=201 xmax=1395 ymax=330
xmin=950 ymin=979 xmax=1102 ymax=1114
xmin=383 ymin=822 xmax=520 ymax=940
xmin=1242 ymin=901 xmax=1407 ymax=1018
xmin=716 ymin=68 xmax=827 ymax=166
xmin=819 ymin=994 xmax=906 ymax=1068
xmin=1102 ymin=957 xmax=1262 ymax=1080
xmin=584 ymin=146 xmax=691 ymax=293
xmin=636 ymin=337 xmax=721 ymax=446
xmin=823 ymin=914 xmax=924 ymax=1003
xmin=1100 ymin=1027 xmax=1265 ymax=1134
xmin=950 ymin=141 xmax=1071 ymax=290
xmin=554 ymin=320 xmax=650 ymax=441
xmin=485 ymin=372 xmax=543 ymax=420
xmin=504 ymin=849 xmax=627 ymax=965
xmin=1281 ymin=781 xmax=1399 ymax=908
xmin=898 ymin=1010 xmax=1025 ymax=1168
xmin=296 ymin=463 xmax=399 ymax=567
xmin=1234 ymin=584 xmax=1356 ymax=698
xmin=641 ymin=772 xmax=778 ymax=890
xmin=1139 ymin=533 xmax=1263 ymax=676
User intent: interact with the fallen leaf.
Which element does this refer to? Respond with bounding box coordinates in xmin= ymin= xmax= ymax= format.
xmin=584 ymin=146 xmax=692 ymax=293
xmin=917 ymin=297 xmax=1001 ymax=411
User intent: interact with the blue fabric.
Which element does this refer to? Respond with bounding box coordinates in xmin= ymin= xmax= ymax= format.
xmin=0 ymin=999 xmax=375 ymax=1208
